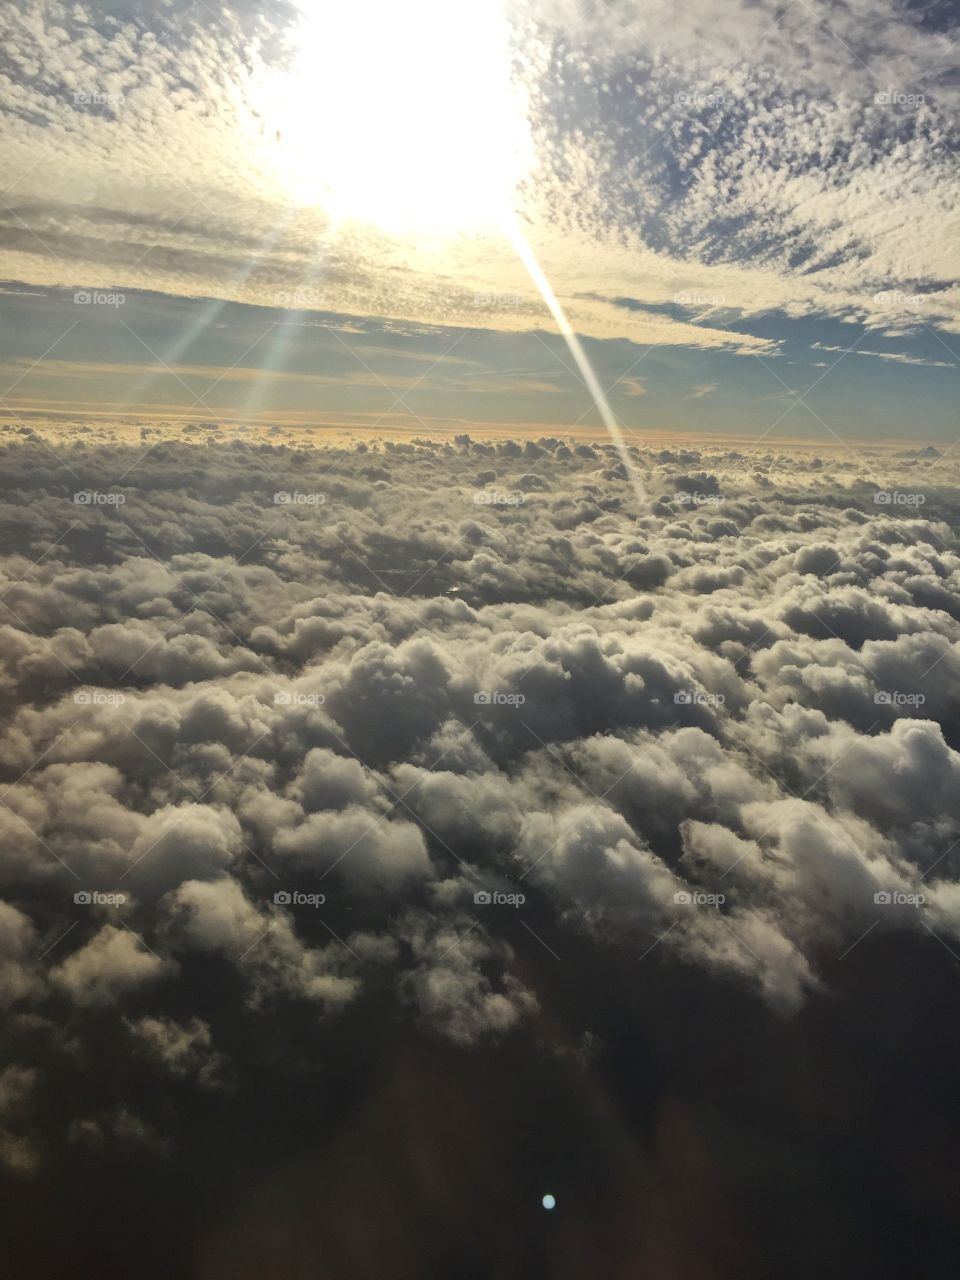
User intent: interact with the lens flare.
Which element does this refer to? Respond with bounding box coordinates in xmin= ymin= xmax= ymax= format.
xmin=505 ymin=215 xmax=648 ymax=511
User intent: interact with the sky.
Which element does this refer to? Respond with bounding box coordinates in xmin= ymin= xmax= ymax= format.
xmin=1 ymin=0 xmax=959 ymax=441
xmin=3 ymin=4 xmax=960 ymax=1280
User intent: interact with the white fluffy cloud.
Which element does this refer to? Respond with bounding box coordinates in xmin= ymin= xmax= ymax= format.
xmin=0 ymin=430 xmax=957 ymax=1163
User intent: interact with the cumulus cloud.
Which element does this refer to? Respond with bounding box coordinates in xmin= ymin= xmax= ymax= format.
xmin=398 ymin=910 xmax=539 ymax=1045
xmin=0 ymin=429 xmax=957 ymax=1214
xmin=0 ymin=903 xmax=42 ymax=1009
xmin=126 ymin=1014 xmax=227 ymax=1089
xmin=50 ymin=924 xmax=173 ymax=1006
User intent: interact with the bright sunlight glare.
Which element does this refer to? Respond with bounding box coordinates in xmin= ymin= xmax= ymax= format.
xmin=255 ymin=0 xmax=647 ymax=510
xmin=260 ymin=0 xmax=533 ymax=237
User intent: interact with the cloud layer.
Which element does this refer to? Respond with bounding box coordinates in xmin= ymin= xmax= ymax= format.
xmin=2 ymin=0 xmax=958 ymax=349
xmin=0 ymin=424 xmax=958 ymax=1274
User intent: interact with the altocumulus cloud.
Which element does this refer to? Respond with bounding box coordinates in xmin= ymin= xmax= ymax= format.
xmin=2 ymin=0 xmax=960 ymax=346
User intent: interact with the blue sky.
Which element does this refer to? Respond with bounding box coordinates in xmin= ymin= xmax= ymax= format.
xmin=1 ymin=285 xmax=956 ymax=441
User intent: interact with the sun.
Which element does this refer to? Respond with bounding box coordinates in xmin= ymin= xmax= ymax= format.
xmin=257 ymin=0 xmax=533 ymax=238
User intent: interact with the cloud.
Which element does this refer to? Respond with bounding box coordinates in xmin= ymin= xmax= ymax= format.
xmin=3 ymin=0 xmax=958 ymax=355
xmin=617 ymin=377 xmax=648 ymax=397
xmin=126 ymin=1015 xmax=228 ymax=1089
xmin=51 ymin=924 xmax=174 ymax=1007
xmin=68 ymin=1106 xmax=170 ymax=1156
xmin=398 ymin=910 xmax=538 ymax=1045
xmin=811 ymin=343 xmax=957 ymax=369
xmin=0 ymin=1065 xmax=39 ymax=1174
xmin=0 ymin=429 xmax=957 ymax=1217
xmin=2 ymin=0 xmax=960 ymax=1263
xmin=0 ymin=903 xmax=41 ymax=1010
